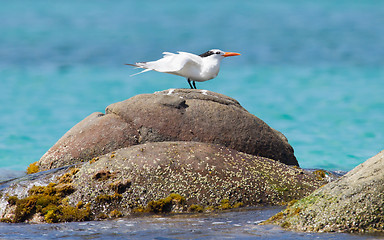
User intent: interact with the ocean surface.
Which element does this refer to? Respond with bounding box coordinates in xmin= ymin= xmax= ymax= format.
xmin=1 ymin=0 xmax=384 ymax=239
xmin=1 ymin=207 xmax=383 ymax=240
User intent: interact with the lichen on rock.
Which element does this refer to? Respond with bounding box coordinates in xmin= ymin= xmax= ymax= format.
xmin=263 ymin=150 xmax=384 ymax=233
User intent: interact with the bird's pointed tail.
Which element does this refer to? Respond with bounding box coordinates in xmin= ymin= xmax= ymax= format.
xmin=125 ymin=63 xmax=152 ymax=76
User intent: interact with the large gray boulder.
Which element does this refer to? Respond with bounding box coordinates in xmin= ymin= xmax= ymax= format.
xmin=263 ymin=150 xmax=384 ymax=233
xmin=37 ymin=89 xmax=298 ymax=171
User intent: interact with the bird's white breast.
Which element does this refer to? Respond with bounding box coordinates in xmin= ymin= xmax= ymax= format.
xmin=189 ymin=57 xmax=221 ymax=82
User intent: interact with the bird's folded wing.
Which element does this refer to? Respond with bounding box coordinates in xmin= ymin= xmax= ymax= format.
xmin=144 ymin=52 xmax=202 ymax=73
xmin=176 ymin=51 xmax=202 ymax=63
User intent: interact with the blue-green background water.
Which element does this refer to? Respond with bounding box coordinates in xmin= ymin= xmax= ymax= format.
xmin=1 ymin=0 xmax=384 ymax=173
xmin=1 ymin=1 xmax=384 ymax=239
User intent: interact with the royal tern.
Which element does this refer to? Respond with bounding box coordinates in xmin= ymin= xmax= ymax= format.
xmin=126 ymin=49 xmax=240 ymax=89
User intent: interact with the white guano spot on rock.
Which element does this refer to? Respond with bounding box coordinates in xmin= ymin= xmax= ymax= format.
xmin=167 ymin=89 xmax=175 ymax=95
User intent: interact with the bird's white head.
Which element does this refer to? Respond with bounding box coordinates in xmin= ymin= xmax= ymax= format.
xmin=199 ymin=49 xmax=241 ymax=60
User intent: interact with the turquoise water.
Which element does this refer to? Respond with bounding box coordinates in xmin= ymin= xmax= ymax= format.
xmin=1 ymin=1 xmax=384 ymax=173
xmin=1 ymin=207 xmax=382 ymax=240
xmin=1 ymin=1 xmax=384 ymax=239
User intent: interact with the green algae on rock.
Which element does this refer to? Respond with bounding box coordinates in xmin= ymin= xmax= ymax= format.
xmin=263 ymin=150 xmax=384 ymax=233
xmin=145 ymin=193 xmax=186 ymax=213
xmin=1 ymin=168 xmax=90 ymax=223
xmin=26 ymin=162 xmax=39 ymax=174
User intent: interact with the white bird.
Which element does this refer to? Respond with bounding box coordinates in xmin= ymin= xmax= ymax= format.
xmin=126 ymin=49 xmax=240 ymax=89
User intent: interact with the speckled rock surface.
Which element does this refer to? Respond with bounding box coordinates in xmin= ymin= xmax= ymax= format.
xmin=68 ymin=142 xmax=320 ymax=219
xmin=37 ymin=89 xmax=298 ymax=171
xmin=263 ymin=150 xmax=384 ymax=233
xmin=1 ymin=142 xmax=325 ymax=223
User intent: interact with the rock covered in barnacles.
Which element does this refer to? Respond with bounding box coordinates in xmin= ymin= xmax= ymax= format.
xmin=263 ymin=150 xmax=384 ymax=233
xmin=2 ymin=142 xmax=324 ymax=223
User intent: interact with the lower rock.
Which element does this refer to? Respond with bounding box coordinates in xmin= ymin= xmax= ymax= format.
xmin=1 ymin=142 xmax=326 ymax=223
xmin=263 ymin=150 xmax=384 ymax=233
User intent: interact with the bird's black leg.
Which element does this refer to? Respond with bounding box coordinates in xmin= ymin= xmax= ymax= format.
xmin=192 ymin=81 xmax=197 ymax=89
xmin=187 ymin=79 xmax=193 ymax=89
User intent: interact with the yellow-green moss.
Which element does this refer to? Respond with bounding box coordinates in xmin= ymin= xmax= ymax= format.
xmin=146 ymin=199 xmax=170 ymax=213
xmin=29 ymin=183 xmax=75 ymax=198
xmin=273 ymin=186 xmax=290 ymax=193
xmin=218 ymin=199 xmax=232 ymax=210
xmin=7 ymin=196 xmax=19 ymax=205
xmin=133 ymin=194 xmax=214 ymax=214
xmin=232 ymin=202 xmax=244 ymax=208
xmin=146 ymin=194 xmax=186 ymax=213
xmin=46 ymin=204 xmax=90 ymax=223
xmin=110 ymin=209 xmax=123 ymax=218
xmin=167 ymin=193 xmax=185 ymax=203
xmin=205 ymin=206 xmax=215 ymax=212
xmin=281 ymin=221 xmax=292 ymax=228
xmin=57 ymin=168 xmax=79 ymax=184
xmin=10 ymin=181 xmax=90 ymax=223
xmin=261 ymin=212 xmax=284 ymax=225
xmin=76 ymin=201 xmax=84 ymax=208
xmin=188 ymin=204 xmax=204 ymax=213
xmin=95 ymin=193 xmax=122 ymax=203
xmin=89 ymin=157 xmax=99 ymax=164
xmin=44 ymin=209 xmax=58 ymax=223
xmin=218 ymin=199 xmax=244 ymax=210
xmin=14 ymin=195 xmax=39 ymax=222
xmin=26 ymin=162 xmax=39 ymax=174
xmin=132 ymin=205 xmax=146 ymax=213
xmin=287 ymin=199 xmax=298 ymax=207
xmin=0 ymin=218 xmax=12 ymax=223
xmin=262 ymin=195 xmax=321 ymax=227
xmin=313 ymin=170 xmax=326 ymax=180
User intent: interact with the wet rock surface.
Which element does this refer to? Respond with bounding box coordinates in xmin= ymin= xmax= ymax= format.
xmin=37 ymin=89 xmax=298 ymax=171
xmin=1 ymin=142 xmax=325 ymax=223
xmin=263 ymin=150 xmax=384 ymax=233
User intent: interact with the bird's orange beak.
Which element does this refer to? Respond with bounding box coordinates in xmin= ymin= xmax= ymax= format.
xmin=223 ymin=52 xmax=241 ymax=57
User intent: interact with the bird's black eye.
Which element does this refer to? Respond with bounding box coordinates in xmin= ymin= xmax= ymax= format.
xmin=216 ymin=51 xmax=221 ymax=54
